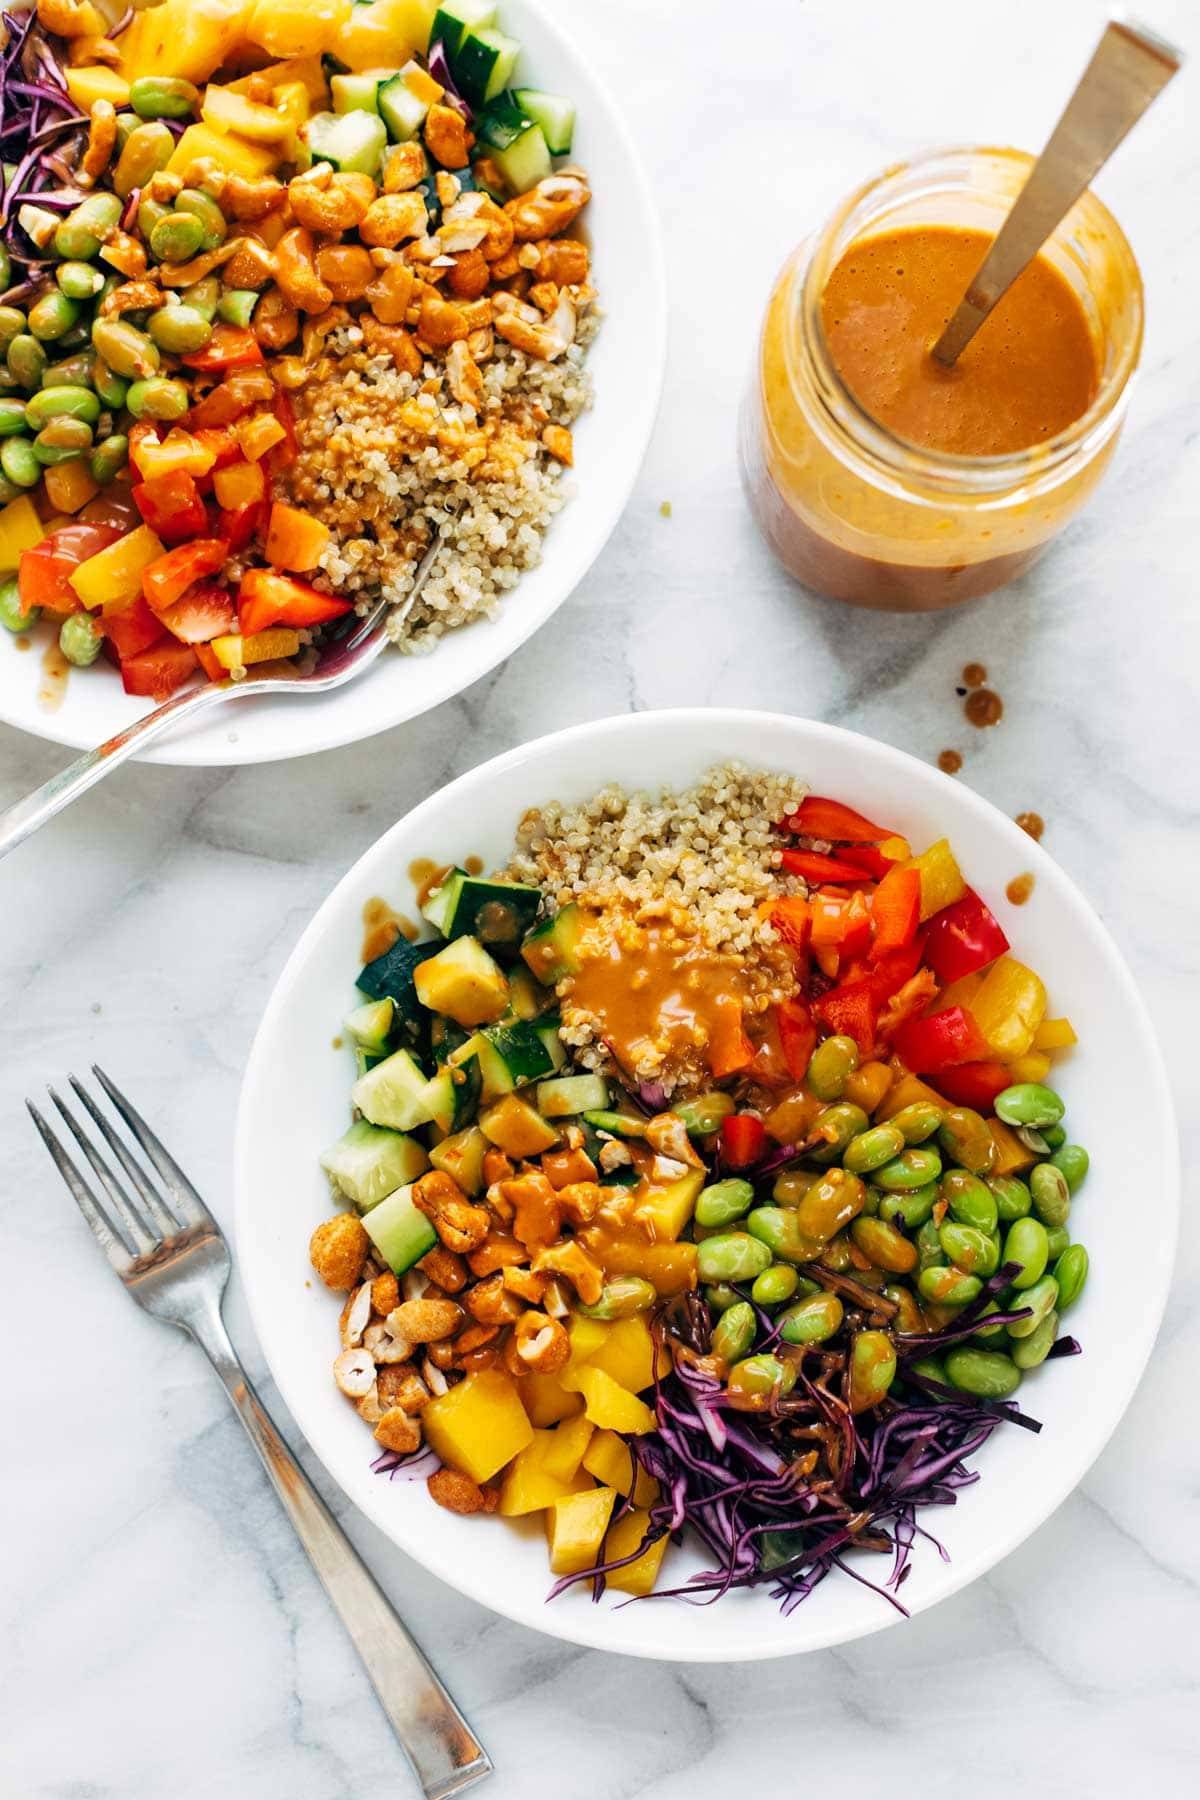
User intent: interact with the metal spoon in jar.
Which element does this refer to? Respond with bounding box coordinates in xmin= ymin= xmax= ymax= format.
xmin=931 ymin=17 xmax=1182 ymax=367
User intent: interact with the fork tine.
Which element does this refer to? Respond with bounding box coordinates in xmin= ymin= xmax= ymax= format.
xmin=51 ymin=1086 xmax=161 ymax=1254
xmin=66 ymin=1075 xmax=182 ymax=1239
xmin=27 ymin=1100 xmax=133 ymax=1275
xmin=91 ymin=1066 xmax=215 ymax=1230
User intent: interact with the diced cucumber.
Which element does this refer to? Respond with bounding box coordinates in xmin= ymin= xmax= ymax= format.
xmin=431 ymin=1011 xmax=471 ymax=1063
xmin=454 ymin=26 xmax=520 ymax=106
xmin=482 ymin=1018 xmax=554 ymax=1085
xmin=506 ymin=965 xmax=552 ymax=1021
xmin=536 ymin=1074 xmax=609 ymax=1119
xmin=303 ymin=110 xmax=388 ymax=174
xmin=491 ymin=121 xmax=550 ymax=195
xmin=582 ymin=1110 xmax=647 ymax=1139
xmin=414 ymin=934 xmax=509 ymax=1027
xmin=430 ymin=1123 xmax=488 ymax=1195
xmin=479 ymin=1093 xmax=559 ymax=1158
xmin=476 ymin=90 xmax=531 ymax=151
xmin=378 ymin=72 xmax=430 ymax=142
xmin=423 ymin=1054 xmax=482 ymax=1132
xmin=357 ymin=936 xmax=440 ymax=1060
xmin=430 ymin=0 xmax=496 ymax=59
xmin=450 ymin=1031 xmax=513 ymax=1101
xmin=536 ymin=1020 xmax=568 ymax=1072
xmin=319 ymin=1120 xmax=429 ymax=1212
xmin=352 ymin=1046 xmax=435 ymax=1131
xmin=422 ymin=870 xmax=542 ymax=949
xmin=522 ymin=902 xmax=584 ymax=985
xmin=344 ymin=996 xmax=394 ymax=1054
xmin=362 ymin=1183 xmax=437 ymax=1275
xmin=331 ymin=68 xmax=394 ymax=115
xmin=513 ymin=88 xmax=575 ymax=156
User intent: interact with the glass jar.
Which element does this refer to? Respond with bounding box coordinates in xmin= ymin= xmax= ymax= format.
xmin=740 ymin=147 xmax=1144 ymax=611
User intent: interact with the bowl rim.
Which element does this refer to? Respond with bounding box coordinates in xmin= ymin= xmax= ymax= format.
xmin=234 ymin=706 xmax=1180 ymax=1661
xmin=0 ymin=0 xmax=667 ymax=769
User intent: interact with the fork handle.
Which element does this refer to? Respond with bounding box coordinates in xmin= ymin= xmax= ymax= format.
xmin=190 ymin=1305 xmax=492 ymax=1800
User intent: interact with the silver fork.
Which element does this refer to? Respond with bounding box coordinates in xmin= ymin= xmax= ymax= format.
xmin=0 ymin=509 xmax=453 ymax=863
xmin=28 ymin=1066 xmax=492 ymax=1800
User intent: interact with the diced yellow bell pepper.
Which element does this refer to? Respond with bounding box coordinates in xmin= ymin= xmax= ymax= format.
xmin=135 ymin=429 xmax=219 ymax=482
xmin=421 ymin=1368 xmax=533 ymax=1484
xmin=1035 ymin=1017 xmax=1078 ymax=1052
xmin=168 ymin=122 xmax=280 ymax=181
xmin=517 ymin=1372 xmax=584 ymax=1428
xmin=213 ymin=458 xmax=266 ymax=509
xmin=0 ymin=496 xmax=46 ymax=568
xmin=907 ymin=838 xmax=967 ymax=921
xmin=583 ymin=1316 xmax=665 ymax=1395
xmin=541 ymin=1413 xmax=594 ymax=1483
xmin=876 ymin=1069 xmax=947 ymax=1122
xmin=545 ymin=1486 xmax=617 ymax=1576
xmin=1006 ymin=1051 xmax=1051 ymax=1084
xmin=634 ymin=1168 xmax=704 ymax=1243
xmin=203 ymin=84 xmax=296 ymax=143
xmin=247 ymin=0 xmax=352 ymax=57
xmin=120 ymin=0 xmax=251 ymax=85
xmin=988 ymin=1116 xmax=1037 ymax=1176
xmin=497 ymin=1431 xmax=591 ymax=1516
xmin=42 ymin=459 xmax=99 ymax=515
xmin=65 ymin=66 xmax=130 ymax=111
xmin=928 ymin=971 xmax=984 ymax=1017
xmin=230 ymin=55 xmax=329 ymax=104
xmin=571 ymin=1366 xmax=656 ymax=1435
xmin=582 ymin=1430 xmax=659 ymax=1507
xmin=211 ymin=628 xmax=301 ymax=670
xmin=69 ymin=525 xmax=165 ymax=610
xmin=335 ymin=0 xmax=430 ymax=70
xmin=970 ymin=956 xmax=1046 ymax=1059
xmin=603 ymin=1508 xmax=668 ymax=1596
xmin=844 ymin=1060 xmax=894 ymax=1114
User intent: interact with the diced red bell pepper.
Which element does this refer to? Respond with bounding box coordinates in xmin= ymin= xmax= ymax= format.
xmin=893 ymin=1004 xmax=991 ymax=1074
xmin=127 ymin=420 xmax=161 ymax=480
xmin=132 ymin=471 xmax=207 ymax=545
xmin=18 ymin=523 xmax=122 ymax=617
xmin=180 ymin=325 xmax=264 ymax=373
xmin=813 ymin=979 xmax=878 ymax=1058
xmin=776 ymin=997 xmax=817 ymax=1082
xmin=720 ymin=1113 xmax=765 ymax=1171
xmin=810 ymin=888 xmax=872 ymax=957
xmin=770 ymin=897 xmax=810 ymax=954
xmin=930 ymin=1061 xmax=1012 ymax=1111
xmin=216 ymin=498 xmax=268 ymax=553
xmin=119 ymin=636 xmax=199 ymax=700
xmin=835 ymin=840 xmax=909 ymax=879
xmin=780 ymin=847 xmax=876 ymax=885
xmin=861 ymin=939 xmax=924 ymax=1003
xmin=143 ymin=538 xmax=228 ymax=612
xmin=237 ymin=566 xmax=354 ymax=635
xmin=193 ymin=641 xmax=225 ymax=683
xmin=924 ymin=888 xmax=1011 ymax=984
xmin=781 ymin=796 xmax=888 ymax=842
xmin=870 ymin=865 xmax=921 ymax=958
xmin=193 ymin=427 xmax=242 ymax=474
xmin=156 ymin=581 xmax=236 ymax=644
xmin=266 ymin=388 xmax=298 ymax=475
xmin=100 ymin=592 xmax=163 ymax=661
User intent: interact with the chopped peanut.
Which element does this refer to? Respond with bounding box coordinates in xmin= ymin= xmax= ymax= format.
xmin=386 ymin=1298 xmax=463 ymax=1343
xmin=424 ymin=103 xmax=473 ymax=170
xmin=310 ymin=1213 xmax=369 ymax=1290
xmin=374 ymin=1407 xmax=422 ymax=1454
xmin=427 ymin=1468 xmax=491 ymax=1515
xmin=370 ymin=1272 xmax=400 ymax=1317
xmin=417 ymin=1246 xmax=468 ymax=1293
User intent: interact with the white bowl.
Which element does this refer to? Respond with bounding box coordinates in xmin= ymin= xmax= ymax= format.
xmin=235 ymin=708 xmax=1178 ymax=1661
xmin=0 ymin=0 xmax=665 ymax=767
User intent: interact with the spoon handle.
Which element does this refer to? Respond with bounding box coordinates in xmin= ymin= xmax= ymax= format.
xmin=932 ymin=18 xmax=1182 ymax=366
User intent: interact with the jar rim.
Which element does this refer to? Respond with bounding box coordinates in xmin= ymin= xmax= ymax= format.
xmin=795 ymin=144 xmax=1144 ymax=495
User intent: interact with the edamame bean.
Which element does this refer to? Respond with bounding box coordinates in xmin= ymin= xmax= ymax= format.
xmin=54 ymin=193 xmax=122 ymax=261
xmin=820 ymin=1234 xmax=852 ymax=1271
xmin=711 ymin=1300 xmax=756 ymax=1364
xmin=0 ymin=474 xmax=22 ymax=503
xmin=938 ymin=1106 xmax=996 ymax=1175
xmin=174 ymin=188 xmax=227 ymax=250
xmin=0 ymin=397 xmax=26 ymax=436
xmin=995 ymin=1082 xmax=1064 ymax=1129
xmin=1012 ymin=1309 xmax=1059 ymax=1370
xmin=695 ymin=1178 xmax=754 ymax=1230
xmin=32 ymin=291 xmax=86 ymax=342
xmin=1050 ymin=1143 xmax=1089 ymax=1194
xmin=752 ymin=1264 xmax=799 ymax=1307
xmin=183 ymin=275 xmax=222 ymax=322
xmin=941 ymin=1168 xmax=998 ymax=1234
xmin=944 ymin=1346 xmax=1022 ymax=1399
xmin=878 ymin=1182 xmax=937 ymax=1230
xmin=795 ymin=1168 xmax=866 ymax=1244
xmin=1003 ymin=1216 xmax=1049 ymax=1290
xmin=58 ymin=611 xmax=102 ymax=668
xmin=704 ymin=1283 xmax=741 ymax=1314
xmin=988 ymin=1174 xmax=1032 ymax=1223
xmin=91 ymin=318 xmax=159 ymax=380
xmin=1030 ymin=1161 xmax=1071 ymax=1229
xmin=0 ymin=573 xmax=34 ymax=632
xmin=971 ymin=1301 xmax=1009 ymax=1345
xmin=149 ymin=211 xmax=206 ymax=264
xmin=882 ymin=1283 xmax=926 ymax=1334
xmin=577 ymin=1275 xmax=656 ymax=1320
xmin=849 ymin=1215 xmax=918 ymax=1274
xmin=137 ymin=196 xmax=172 ymax=242
xmin=0 ymin=243 xmax=9 ymax=290
xmin=34 ymin=417 xmax=93 ymax=462
xmin=217 ymin=287 xmax=258 ymax=328
xmin=873 ymin=1146 xmax=942 ymax=1192
xmin=906 ymin=1354 xmax=947 ymax=1385
xmin=807 ymin=1102 xmax=869 ymax=1163
xmin=1006 ymin=1272 xmax=1058 ymax=1339
xmin=849 ymin=1330 xmax=896 ymax=1411
xmin=888 ymin=1100 xmax=945 ymax=1144
xmin=90 ymin=433 xmax=128 ymax=484
xmin=56 ymin=260 xmax=105 ymax=301
xmin=7 ymin=334 xmax=46 ymax=390
xmin=772 ymin=1168 xmax=819 ymax=1207
xmin=0 ymin=307 xmax=26 ymax=355
xmin=696 ymin=1232 xmax=773 ymax=1285
xmin=112 ymin=119 xmax=175 ymax=196
xmin=672 ymin=1090 xmax=735 ymax=1136
xmin=746 ymin=1205 xmax=820 ymax=1265
xmin=938 ymin=1220 xmax=1000 ymax=1277
xmin=918 ymin=1265 xmax=983 ymax=1306
xmin=1041 ymin=1124 xmax=1067 ymax=1150
xmin=1043 ymin=1225 xmax=1070 ymax=1261
xmin=25 ymin=386 xmax=101 ymax=431
xmin=728 ymin=1353 xmax=796 ymax=1401
xmin=129 ymin=76 xmax=202 ymax=120
xmin=1053 ymin=1243 xmax=1089 ymax=1312
xmin=779 ymin=1291 xmax=844 ymax=1345
xmin=130 ymin=373 xmax=194 ymax=422
xmin=806 ymin=1033 xmax=859 ymax=1101
xmin=92 ymin=360 xmax=128 ymax=410
xmin=860 ymin=1185 xmax=881 ymax=1216
xmin=42 ymin=351 xmax=95 ymax=388
xmin=916 ymin=1216 xmax=946 ymax=1272
xmin=0 ymin=436 xmax=40 ymax=486
xmin=843 ymin=1122 xmax=905 ymax=1174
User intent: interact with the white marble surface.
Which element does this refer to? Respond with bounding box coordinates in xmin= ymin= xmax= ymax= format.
xmin=3 ymin=0 xmax=1198 ymax=1792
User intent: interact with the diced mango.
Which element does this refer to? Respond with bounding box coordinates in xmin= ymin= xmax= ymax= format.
xmin=582 ymin=1430 xmax=659 ymax=1507
xmin=546 ymin=1486 xmax=617 ymax=1576
xmin=517 ymin=1372 xmax=584 ymax=1428
xmin=230 ymin=55 xmax=329 ymax=104
xmin=0 ymin=496 xmax=46 ymax=568
xmin=603 ymin=1508 xmax=668 ymax=1597
xmin=844 ymin=1060 xmax=894 ymax=1113
xmin=907 ymin=838 xmax=967 ymax=921
xmin=120 ymin=0 xmax=252 ymax=85
xmin=498 ymin=1432 xmax=590 ymax=1517
xmin=211 ymin=628 xmax=300 ymax=670
xmin=265 ymin=502 xmax=330 ymax=573
xmin=571 ymin=1366 xmax=656 ymax=1435
xmin=421 ymin=1367 xmax=533 ymax=1483
xmin=248 ymin=0 xmax=352 ymax=57
xmin=970 ymin=956 xmax=1046 ymax=1059
xmin=403 ymin=64 xmax=444 ymax=107
xmin=584 ymin=1316 xmax=665 ymax=1395
xmin=69 ymin=525 xmax=165 ymax=609
xmin=567 ymin=1315 xmax=610 ymax=1368
xmin=541 ymin=1413 xmax=593 ymax=1482
xmin=764 ymin=1088 xmax=826 ymax=1144
xmin=634 ymin=1168 xmax=704 ymax=1243
xmin=581 ymin=1235 xmax=698 ymax=1297
xmin=478 ymin=1094 xmax=558 ymax=1159
xmin=1006 ymin=1051 xmax=1052 ymax=1084
xmin=335 ymin=0 xmax=431 ymax=70
xmin=875 ymin=1069 xmax=947 ymax=1122
xmin=988 ymin=1116 xmax=1038 ymax=1176
xmin=1035 ymin=1017 xmax=1078 ymax=1052
xmin=65 ymin=67 xmax=130 ymax=111
xmin=168 ymin=123 xmax=280 ymax=181
xmin=203 ymin=83 xmax=296 ymax=143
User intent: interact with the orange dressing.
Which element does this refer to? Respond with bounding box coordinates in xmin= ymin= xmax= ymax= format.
xmin=821 ymin=226 xmax=1099 ymax=456
xmin=37 ymin=641 xmax=70 ymax=712
xmin=361 ymin=896 xmax=419 ymax=963
xmin=408 ymin=858 xmax=452 ymax=907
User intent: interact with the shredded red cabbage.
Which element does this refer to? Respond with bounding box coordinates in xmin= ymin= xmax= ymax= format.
xmin=0 ymin=13 xmax=87 ymax=249
xmin=426 ymin=39 xmax=473 ymax=121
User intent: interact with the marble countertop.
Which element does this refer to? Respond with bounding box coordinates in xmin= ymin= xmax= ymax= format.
xmin=3 ymin=0 xmax=1198 ymax=1793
